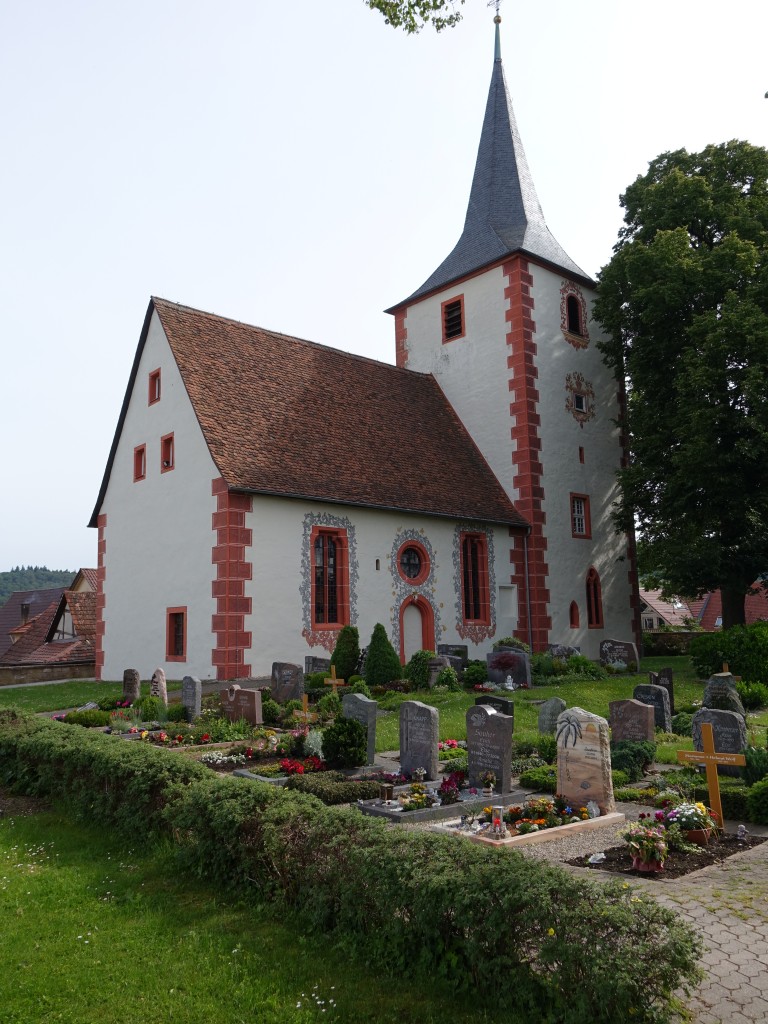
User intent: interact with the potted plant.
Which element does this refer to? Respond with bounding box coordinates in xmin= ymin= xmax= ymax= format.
xmin=481 ymin=770 xmax=496 ymax=795
xmin=622 ymin=822 xmax=668 ymax=872
xmin=663 ymin=802 xmax=717 ymax=846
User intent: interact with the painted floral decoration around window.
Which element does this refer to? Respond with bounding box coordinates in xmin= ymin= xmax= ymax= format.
xmin=560 ymin=281 xmax=590 ymax=349
xmin=389 ymin=529 xmax=441 ymax=655
xmin=565 ymin=372 xmax=596 ymax=428
xmin=300 ymin=512 xmax=359 ymax=653
xmin=452 ymin=524 xmax=497 ymax=645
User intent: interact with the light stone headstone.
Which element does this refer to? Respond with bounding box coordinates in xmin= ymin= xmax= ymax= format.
xmin=632 ymin=683 xmax=671 ymax=732
xmin=122 ymin=668 xmax=141 ymax=704
xmin=486 ymin=648 xmax=531 ymax=688
xmin=609 ymin=698 xmax=655 ymax=743
xmin=305 ymin=656 xmax=331 ymax=676
xmin=692 ymin=708 xmax=748 ymax=777
xmin=220 ymin=684 xmax=263 ymax=726
xmin=181 ymin=675 xmax=202 ymax=722
xmin=556 ymin=707 xmax=615 ymax=814
xmin=399 ymin=701 xmax=439 ymax=781
xmin=466 ymin=704 xmax=515 ymax=793
xmin=475 ymin=694 xmax=515 ymax=721
xmin=702 ymin=673 xmax=746 ymax=718
xmin=427 ymin=656 xmax=451 ymax=688
xmin=270 ymin=662 xmax=304 ymax=703
xmin=342 ymin=693 xmax=378 ymax=765
xmin=538 ymin=696 xmax=566 ymax=734
xmin=599 ymin=638 xmax=639 ymax=670
xmin=150 ymin=667 xmax=168 ymax=706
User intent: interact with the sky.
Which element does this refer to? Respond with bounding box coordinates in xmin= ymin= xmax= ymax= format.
xmin=2 ymin=0 xmax=767 ymax=573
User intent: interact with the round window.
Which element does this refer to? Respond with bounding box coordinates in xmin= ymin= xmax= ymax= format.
xmin=399 ymin=546 xmax=422 ymax=580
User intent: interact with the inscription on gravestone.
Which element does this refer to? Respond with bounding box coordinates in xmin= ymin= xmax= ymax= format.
xmin=305 ymin=656 xmax=331 ymax=676
xmin=475 ymin=694 xmax=515 ymax=721
xmin=702 ymin=673 xmax=746 ymax=718
xmin=486 ymin=649 xmax=531 ymax=688
xmin=538 ymin=696 xmax=566 ymax=735
xmin=150 ymin=667 xmax=168 ymax=706
xmin=692 ymin=708 xmax=748 ymax=777
xmin=657 ymin=667 xmax=675 ymax=715
xmin=220 ymin=684 xmax=263 ymax=726
xmin=556 ymin=707 xmax=615 ymax=814
xmin=548 ymin=644 xmax=580 ymax=660
xmin=632 ymin=683 xmax=671 ymax=733
xmin=437 ymin=644 xmax=469 ymax=666
xmin=181 ymin=675 xmax=202 ymax=723
xmin=609 ymin=699 xmax=655 ymax=743
xmin=342 ymin=693 xmax=378 ymax=766
xmin=466 ymin=705 xmax=514 ymax=793
xmin=599 ymin=638 xmax=639 ymax=670
xmin=270 ymin=662 xmax=304 ymax=703
xmin=399 ymin=701 xmax=439 ymax=781
xmin=122 ymin=668 xmax=141 ymax=705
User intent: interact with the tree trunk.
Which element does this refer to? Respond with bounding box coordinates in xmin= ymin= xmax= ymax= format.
xmin=720 ymin=584 xmax=747 ymax=630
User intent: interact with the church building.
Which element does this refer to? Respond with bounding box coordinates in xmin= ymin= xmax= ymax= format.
xmin=89 ymin=19 xmax=639 ymax=681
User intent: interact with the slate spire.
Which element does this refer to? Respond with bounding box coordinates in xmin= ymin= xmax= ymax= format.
xmin=398 ymin=17 xmax=589 ymax=306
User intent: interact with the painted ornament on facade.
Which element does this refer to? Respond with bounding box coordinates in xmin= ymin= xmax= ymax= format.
xmin=388 ymin=528 xmax=441 ymax=653
xmin=559 ymin=281 xmax=590 ymax=349
xmin=565 ymin=372 xmax=596 ymax=428
xmin=452 ymin=524 xmax=497 ymax=645
xmin=299 ymin=512 xmax=359 ymax=653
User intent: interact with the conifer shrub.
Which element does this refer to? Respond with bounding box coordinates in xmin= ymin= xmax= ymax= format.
xmin=404 ymin=649 xmax=435 ymax=688
xmin=463 ymin=661 xmax=488 ymax=687
xmin=321 ymin=716 xmax=367 ymax=768
xmin=165 ymin=702 xmax=189 ymax=723
xmin=61 ymin=709 xmax=112 ymax=728
xmin=135 ymin=695 xmax=164 ymax=721
xmin=536 ymin=734 xmax=558 ymax=764
xmin=261 ymin=696 xmax=281 ymax=725
xmin=744 ymin=745 xmax=768 ymax=787
xmin=610 ymin=740 xmax=657 ymax=783
xmin=747 ymin=777 xmax=768 ymax=824
xmin=330 ymin=625 xmax=360 ymax=681
xmin=316 ymin=692 xmax=342 ymax=721
xmin=435 ymin=666 xmax=460 ymax=690
xmin=347 ymin=679 xmax=372 ymax=698
xmin=363 ymin=623 xmax=403 ymax=687
xmin=285 ymin=773 xmax=381 ymax=804
xmin=671 ymin=712 xmax=693 ymax=736
xmin=518 ymin=765 xmax=557 ymax=792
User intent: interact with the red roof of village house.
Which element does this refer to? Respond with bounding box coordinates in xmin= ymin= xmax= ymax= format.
xmin=90 ymin=299 xmax=528 ymax=530
xmin=687 ymin=585 xmax=768 ymax=631
xmin=0 ymin=591 xmax=97 ymax=668
xmin=0 ymin=587 xmax=68 ymax=656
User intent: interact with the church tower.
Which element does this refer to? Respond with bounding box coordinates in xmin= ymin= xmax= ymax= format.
xmin=387 ymin=16 xmax=640 ymax=658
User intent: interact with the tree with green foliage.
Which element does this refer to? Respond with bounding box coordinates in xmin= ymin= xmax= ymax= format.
xmin=363 ymin=623 xmax=403 ymax=686
xmin=0 ymin=567 xmax=76 ymax=605
xmin=365 ymin=0 xmax=464 ymax=34
xmin=330 ymin=625 xmax=360 ymax=680
xmin=595 ymin=141 xmax=768 ymax=628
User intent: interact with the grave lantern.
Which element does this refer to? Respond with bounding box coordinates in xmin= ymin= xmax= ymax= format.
xmin=379 ymin=783 xmax=394 ymax=804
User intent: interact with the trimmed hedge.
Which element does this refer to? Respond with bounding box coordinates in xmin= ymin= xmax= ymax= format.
xmin=0 ymin=707 xmax=703 ymax=1023
xmin=285 ymin=773 xmax=381 ymax=805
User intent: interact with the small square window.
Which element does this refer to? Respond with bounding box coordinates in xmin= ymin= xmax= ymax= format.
xmin=133 ymin=445 xmax=146 ymax=482
xmin=573 ymin=393 xmax=587 ymax=413
xmin=149 ymin=369 xmax=161 ymax=405
xmin=161 ymin=433 xmax=174 ymax=473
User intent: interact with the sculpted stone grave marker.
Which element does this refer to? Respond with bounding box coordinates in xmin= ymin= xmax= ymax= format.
xmin=556 ymin=708 xmax=615 ymax=814
xmin=475 ymin=694 xmax=515 ymax=721
xmin=538 ymin=696 xmax=566 ymax=735
xmin=466 ymin=704 xmax=514 ymax=793
xmin=548 ymin=644 xmax=580 ymax=660
xmin=692 ymin=708 xmax=748 ymax=777
xmin=342 ymin=692 xmax=378 ymax=765
xmin=599 ymin=638 xmax=639 ymax=670
xmin=150 ymin=667 xmax=168 ymax=706
xmin=270 ymin=662 xmax=304 ymax=703
xmin=632 ymin=683 xmax=671 ymax=732
xmin=609 ymin=698 xmax=655 ymax=743
xmin=399 ymin=701 xmax=439 ymax=781
xmin=220 ymin=684 xmax=263 ymax=726
xmin=181 ymin=675 xmax=202 ymax=722
xmin=486 ymin=649 xmax=531 ymax=688
xmin=122 ymin=668 xmax=141 ymax=704
xmin=702 ymin=673 xmax=746 ymax=718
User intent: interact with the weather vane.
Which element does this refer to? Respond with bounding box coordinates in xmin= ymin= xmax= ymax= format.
xmin=487 ymin=0 xmax=502 ymax=16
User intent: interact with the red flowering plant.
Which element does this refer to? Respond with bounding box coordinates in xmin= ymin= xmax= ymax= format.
xmin=438 ymin=772 xmax=464 ymax=805
xmin=280 ymin=759 xmax=305 ymax=775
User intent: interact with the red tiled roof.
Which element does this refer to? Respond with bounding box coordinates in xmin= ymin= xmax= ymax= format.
xmin=684 ymin=584 xmax=768 ymax=631
xmin=91 ymin=299 xmax=528 ymax=530
xmin=0 ymin=591 xmax=97 ymax=668
xmin=64 ymin=590 xmax=97 ymax=642
xmin=0 ymin=588 xmax=67 ymax=656
xmin=75 ymin=568 xmax=99 ymax=592
xmin=639 ymin=589 xmax=692 ymax=628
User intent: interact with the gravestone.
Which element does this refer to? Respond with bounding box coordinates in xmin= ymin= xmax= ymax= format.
xmin=150 ymin=667 xmax=168 ymax=706
xmin=437 ymin=643 xmax=469 ymax=666
xmin=548 ymin=644 xmax=580 ymax=660
xmin=649 ymin=668 xmax=675 ymax=715
xmin=599 ymin=638 xmax=639 ymax=670
xmin=702 ymin=673 xmax=746 ymax=718
xmin=342 ymin=693 xmax=378 ymax=765
xmin=441 ymin=654 xmax=464 ymax=676
xmin=556 ymin=707 xmax=615 ymax=814
xmin=486 ymin=648 xmax=531 ymax=688
xmin=632 ymin=683 xmax=671 ymax=732
xmin=692 ymin=708 xmax=748 ymax=777
xmin=538 ymin=696 xmax=566 ymax=734
xmin=122 ymin=668 xmax=141 ymax=704
xmin=220 ymin=684 xmax=263 ymax=726
xmin=399 ymin=701 xmax=439 ymax=781
xmin=466 ymin=704 xmax=514 ymax=793
xmin=475 ymin=694 xmax=515 ymax=721
xmin=270 ymin=662 xmax=304 ymax=703
xmin=609 ymin=698 xmax=655 ymax=743
xmin=181 ymin=675 xmax=202 ymax=722
xmin=427 ymin=656 xmax=451 ymax=688
xmin=305 ymin=656 xmax=331 ymax=676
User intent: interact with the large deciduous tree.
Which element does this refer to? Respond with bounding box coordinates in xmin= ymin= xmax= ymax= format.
xmin=365 ymin=0 xmax=464 ymax=33
xmin=595 ymin=141 xmax=768 ymax=628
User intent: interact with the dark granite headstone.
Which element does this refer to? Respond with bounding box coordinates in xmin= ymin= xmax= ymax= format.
xmin=548 ymin=644 xmax=580 ymax=660
xmin=538 ymin=696 xmax=567 ymax=734
xmin=220 ymin=684 xmax=263 ymax=726
xmin=181 ymin=675 xmax=202 ymax=722
xmin=486 ymin=649 xmax=531 ymax=688
xmin=437 ymin=644 xmax=469 ymax=667
xmin=475 ymin=694 xmax=515 ymax=720
xmin=609 ymin=698 xmax=655 ymax=743
xmin=632 ymin=683 xmax=671 ymax=732
xmin=702 ymin=673 xmax=746 ymax=718
xmin=599 ymin=638 xmax=639 ymax=670
xmin=305 ymin=656 xmax=331 ymax=676
xmin=692 ymin=708 xmax=748 ymax=777
xmin=150 ymin=667 xmax=167 ymax=706
xmin=342 ymin=693 xmax=378 ymax=765
xmin=399 ymin=701 xmax=439 ymax=781
xmin=649 ymin=669 xmax=675 ymax=716
xmin=427 ymin=656 xmax=451 ymax=688
xmin=270 ymin=662 xmax=304 ymax=703
xmin=122 ymin=668 xmax=141 ymax=704
xmin=466 ymin=704 xmax=514 ymax=793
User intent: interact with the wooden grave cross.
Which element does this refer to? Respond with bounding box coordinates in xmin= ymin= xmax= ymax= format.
xmin=292 ymin=693 xmax=318 ymax=725
xmin=676 ymin=722 xmax=745 ymax=830
xmin=324 ymin=665 xmax=344 ymax=695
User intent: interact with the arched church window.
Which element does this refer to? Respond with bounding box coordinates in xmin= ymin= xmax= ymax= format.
xmin=566 ymin=295 xmax=582 ymax=335
xmin=569 ymin=601 xmax=579 ymax=629
xmin=586 ymin=568 xmax=603 ymax=629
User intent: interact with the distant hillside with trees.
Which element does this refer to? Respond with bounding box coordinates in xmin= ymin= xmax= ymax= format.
xmin=0 ymin=567 xmax=76 ymax=605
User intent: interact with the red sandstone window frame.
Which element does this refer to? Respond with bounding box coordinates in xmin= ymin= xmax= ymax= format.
xmin=569 ymin=601 xmax=580 ymax=629
xmin=149 ymin=368 xmax=161 ymax=405
xmin=166 ymin=606 xmax=187 ymax=662
xmin=396 ymin=540 xmax=430 ymax=586
xmin=441 ymin=294 xmax=465 ymax=344
xmin=570 ymin=493 xmax=592 ymax=539
xmin=586 ymin=568 xmax=604 ymax=629
xmin=160 ymin=433 xmax=175 ymax=473
xmin=133 ymin=444 xmax=146 ymax=482
xmin=459 ymin=532 xmax=490 ymax=626
xmin=310 ymin=527 xmax=350 ymax=631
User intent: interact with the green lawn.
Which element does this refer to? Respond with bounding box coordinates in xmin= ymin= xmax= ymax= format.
xmin=0 ymin=808 xmax=501 ymax=1024
xmin=0 ymin=679 xmax=181 ymax=714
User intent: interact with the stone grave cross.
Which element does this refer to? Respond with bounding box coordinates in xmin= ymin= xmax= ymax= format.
xmin=677 ymin=722 xmax=746 ymax=830
xmin=324 ymin=665 xmax=344 ymax=694
xmin=293 ymin=694 xmax=319 ymax=725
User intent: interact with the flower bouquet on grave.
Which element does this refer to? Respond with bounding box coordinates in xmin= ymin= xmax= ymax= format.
xmin=662 ymin=801 xmax=718 ymax=846
xmin=438 ymin=772 xmax=463 ymax=806
xmin=622 ymin=822 xmax=668 ymax=871
xmin=398 ymin=783 xmax=429 ymax=812
xmin=480 ymin=770 xmax=497 ymax=794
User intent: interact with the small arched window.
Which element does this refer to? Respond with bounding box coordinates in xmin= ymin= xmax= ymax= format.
xmin=586 ymin=568 xmax=603 ymax=629
xmin=569 ymin=601 xmax=579 ymax=629
xmin=566 ymin=294 xmax=582 ymax=335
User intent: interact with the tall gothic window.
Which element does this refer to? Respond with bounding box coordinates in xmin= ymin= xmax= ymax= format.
xmin=311 ymin=529 xmax=348 ymax=629
xmin=586 ymin=568 xmax=603 ymax=629
xmin=460 ymin=532 xmax=490 ymax=624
